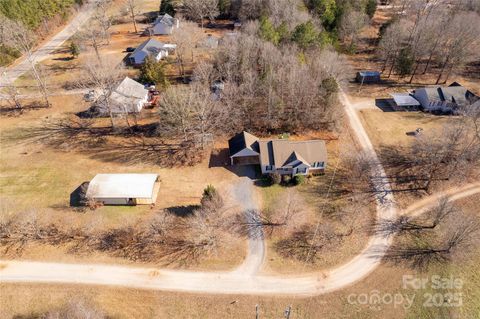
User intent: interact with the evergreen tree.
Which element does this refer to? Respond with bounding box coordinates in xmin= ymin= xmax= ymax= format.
xmin=395 ymin=47 xmax=414 ymax=76
xmin=159 ymin=0 xmax=175 ymax=16
xmin=365 ymin=0 xmax=377 ymax=18
xmin=69 ymin=41 xmax=80 ymax=59
xmin=139 ymin=56 xmax=169 ymax=88
xmin=259 ymin=16 xmax=280 ymax=45
xmin=291 ymin=21 xmax=319 ymax=50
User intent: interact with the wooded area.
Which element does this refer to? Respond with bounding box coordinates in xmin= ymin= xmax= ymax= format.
xmin=0 ymin=0 xmax=83 ymax=66
xmin=378 ymin=0 xmax=480 ymax=84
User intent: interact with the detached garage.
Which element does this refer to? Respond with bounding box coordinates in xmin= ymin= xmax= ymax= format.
xmin=86 ymin=174 xmax=160 ymax=205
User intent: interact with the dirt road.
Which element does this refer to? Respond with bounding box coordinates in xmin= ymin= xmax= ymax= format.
xmin=2 ymin=91 xmax=477 ymax=295
xmin=1 ymin=185 xmax=477 ymax=295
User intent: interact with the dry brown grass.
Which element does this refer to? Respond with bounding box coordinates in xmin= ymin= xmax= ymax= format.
xmin=358 ymin=109 xmax=453 ymax=148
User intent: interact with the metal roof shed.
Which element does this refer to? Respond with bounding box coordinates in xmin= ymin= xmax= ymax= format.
xmin=356 ymin=71 xmax=381 ymax=84
xmin=390 ymin=93 xmax=421 ymax=106
xmin=86 ymin=174 xmax=160 ymax=205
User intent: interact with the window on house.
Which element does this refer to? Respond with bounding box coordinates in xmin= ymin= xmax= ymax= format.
xmin=266 ymin=165 xmax=274 ymax=171
xmin=313 ymin=162 xmax=324 ymax=168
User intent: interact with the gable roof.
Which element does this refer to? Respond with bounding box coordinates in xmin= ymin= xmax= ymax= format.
xmin=110 ymin=77 xmax=148 ymax=106
xmin=131 ymin=38 xmax=168 ymax=58
xmin=154 ymin=13 xmax=176 ymax=26
xmin=228 ymin=131 xmax=259 ymax=156
xmin=86 ymin=174 xmax=158 ymax=199
xmin=259 ymin=139 xmax=327 ymax=168
xmin=417 ymin=83 xmax=479 ymax=107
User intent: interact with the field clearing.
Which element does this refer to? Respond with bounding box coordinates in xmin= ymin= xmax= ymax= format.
xmin=0 ymin=92 xmax=245 ymax=271
xmin=358 ymin=109 xmax=453 ymax=148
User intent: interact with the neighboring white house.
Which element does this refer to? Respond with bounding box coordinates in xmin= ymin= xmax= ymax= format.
xmin=228 ymin=132 xmax=328 ymax=176
xmin=150 ymin=13 xmax=179 ymax=35
xmin=128 ymin=38 xmax=175 ymax=65
xmin=412 ymin=82 xmax=479 ymax=113
xmin=98 ymin=77 xmax=148 ymax=114
xmin=86 ymin=174 xmax=160 ymax=205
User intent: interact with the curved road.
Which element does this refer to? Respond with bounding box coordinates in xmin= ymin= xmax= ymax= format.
xmin=1 ymin=93 xmax=477 ymax=295
xmin=0 ymin=92 xmax=400 ymax=295
xmin=1 ymin=184 xmax=477 ymax=295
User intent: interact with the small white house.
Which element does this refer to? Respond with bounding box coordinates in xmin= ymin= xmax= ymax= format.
xmin=86 ymin=174 xmax=160 ymax=205
xmin=128 ymin=38 xmax=175 ymax=65
xmin=98 ymin=77 xmax=148 ymax=114
xmin=150 ymin=14 xmax=179 ymax=35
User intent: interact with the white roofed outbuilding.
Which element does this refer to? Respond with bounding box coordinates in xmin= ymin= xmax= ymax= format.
xmin=86 ymin=173 xmax=160 ymax=205
xmin=390 ymin=93 xmax=421 ymax=109
xmin=99 ymin=77 xmax=149 ymax=115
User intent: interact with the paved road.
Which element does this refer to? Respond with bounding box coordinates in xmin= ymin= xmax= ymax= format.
xmin=0 ymin=1 xmax=97 ymax=86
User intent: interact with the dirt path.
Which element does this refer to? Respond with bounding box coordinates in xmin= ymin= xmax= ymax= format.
xmin=0 ymin=91 xmax=403 ymax=295
xmin=0 ymin=1 xmax=97 ymax=86
xmin=402 ymin=182 xmax=480 ymax=217
xmin=2 ymin=185 xmax=476 ymax=295
xmin=230 ymin=177 xmax=265 ymax=276
xmin=2 ymin=91 xmax=474 ymax=295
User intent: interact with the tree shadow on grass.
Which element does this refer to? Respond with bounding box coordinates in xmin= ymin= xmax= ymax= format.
xmin=0 ymin=101 xmax=49 ymax=116
xmin=11 ymin=118 xmax=206 ymax=167
xmin=166 ymin=205 xmax=200 ymax=218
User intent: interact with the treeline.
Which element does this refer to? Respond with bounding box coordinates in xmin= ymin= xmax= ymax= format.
xmin=0 ymin=0 xmax=83 ymax=66
xmin=378 ymin=1 xmax=480 ymax=84
xmin=161 ymin=0 xmax=375 ymax=47
xmin=0 ymin=0 xmax=83 ymax=30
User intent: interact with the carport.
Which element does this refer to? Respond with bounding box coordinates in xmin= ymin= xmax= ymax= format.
xmin=390 ymin=93 xmax=421 ymax=111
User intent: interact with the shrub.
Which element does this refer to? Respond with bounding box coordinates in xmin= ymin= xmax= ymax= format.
xmin=282 ymin=174 xmax=292 ymax=184
xmin=293 ymin=174 xmax=305 ymax=186
xmin=70 ymin=41 xmax=80 ymax=59
xmin=268 ymin=172 xmax=282 ymax=185
xmin=201 ymin=184 xmax=223 ymax=209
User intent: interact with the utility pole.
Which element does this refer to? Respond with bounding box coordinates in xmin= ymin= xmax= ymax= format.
xmin=255 ymin=304 xmax=259 ymax=319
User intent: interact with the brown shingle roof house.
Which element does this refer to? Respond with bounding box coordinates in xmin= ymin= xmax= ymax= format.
xmin=228 ymin=131 xmax=327 ymax=176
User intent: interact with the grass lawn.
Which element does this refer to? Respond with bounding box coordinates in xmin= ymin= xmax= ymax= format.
xmin=257 ymin=135 xmax=374 ymax=275
xmin=358 ymin=109 xmax=453 ymax=149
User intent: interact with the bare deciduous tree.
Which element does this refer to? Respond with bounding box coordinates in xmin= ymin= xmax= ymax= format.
xmin=3 ymin=81 xmax=22 ymax=111
xmin=46 ymin=298 xmax=106 ymax=319
xmin=77 ymin=58 xmax=124 ymax=128
xmin=171 ymin=21 xmax=204 ymax=81
xmin=339 ymin=10 xmax=369 ymax=51
xmin=183 ymin=0 xmax=219 ymax=28
xmin=125 ymin=0 xmax=141 ymax=33
xmin=0 ymin=16 xmax=50 ymax=107
xmin=95 ymin=0 xmax=113 ymax=44
xmin=158 ymin=83 xmax=229 ymax=146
